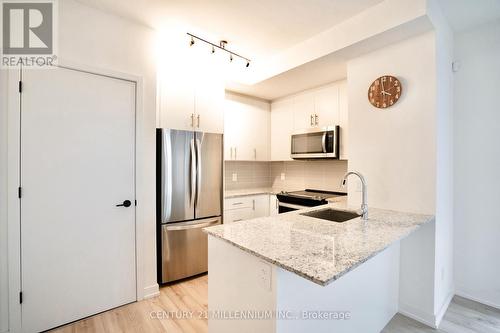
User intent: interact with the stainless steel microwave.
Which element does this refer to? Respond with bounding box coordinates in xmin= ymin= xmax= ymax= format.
xmin=290 ymin=126 xmax=339 ymax=159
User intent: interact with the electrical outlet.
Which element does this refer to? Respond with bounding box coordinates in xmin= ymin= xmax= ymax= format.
xmin=232 ymin=173 xmax=237 ymax=182
xmin=257 ymin=261 xmax=272 ymax=291
xmin=280 ymin=173 xmax=286 ymax=181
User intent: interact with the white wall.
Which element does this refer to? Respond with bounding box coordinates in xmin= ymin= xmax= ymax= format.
xmin=347 ymin=32 xmax=438 ymax=325
xmin=454 ymin=19 xmax=500 ymax=309
xmin=1 ymin=1 xmax=158 ymax=331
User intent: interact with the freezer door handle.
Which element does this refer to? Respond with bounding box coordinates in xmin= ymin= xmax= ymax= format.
xmin=164 ymin=218 xmax=220 ymax=231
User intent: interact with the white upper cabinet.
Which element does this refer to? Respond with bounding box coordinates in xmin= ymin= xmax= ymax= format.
xmin=315 ymin=84 xmax=339 ymax=128
xmin=158 ymin=61 xmax=224 ymax=133
xmin=338 ymin=80 xmax=349 ymax=160
xmin=195 ymin=81 xmax=224 ymax=134
xmin=292 ymin=91 xmax=315 ymax=131
xmin=270 ymin=98 xmax=294 ymax=161
xmin=270 ymin=79 xmax=348 ymax=161
xmin=224 ymin=92 xmax=270 ymax=161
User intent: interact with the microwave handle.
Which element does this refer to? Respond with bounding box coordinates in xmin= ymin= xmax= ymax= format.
xmin=321 ymin=132 xmax=327 ymax=153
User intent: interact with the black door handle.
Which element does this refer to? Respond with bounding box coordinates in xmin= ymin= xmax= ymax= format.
xmin=116 ymin=200 xmax=132 ymax=207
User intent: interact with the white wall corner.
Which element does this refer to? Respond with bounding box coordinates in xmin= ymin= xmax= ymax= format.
xmin=434 ymin=289 xmax=454 ymax=327
xmin=398 ymin=302 xmax=437 ymax=328
xmin=142 ymin=284 xmax=160 ymax=300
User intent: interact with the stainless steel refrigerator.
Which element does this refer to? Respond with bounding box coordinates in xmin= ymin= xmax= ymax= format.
xmin=156 ymin=128 xmax=223 ymax=283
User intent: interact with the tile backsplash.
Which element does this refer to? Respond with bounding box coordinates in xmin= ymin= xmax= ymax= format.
xmin=224 ymin=161 xmax=271 ymax=190
xmin=225 ymin=160 xmax=348 ymax=192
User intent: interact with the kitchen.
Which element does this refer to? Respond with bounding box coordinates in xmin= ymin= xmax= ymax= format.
xmin=1 ymin=0 xmax=500 ymax=333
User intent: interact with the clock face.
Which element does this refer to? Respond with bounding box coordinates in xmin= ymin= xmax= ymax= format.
xmin=368 ymin=75 xmax=402 ymax=109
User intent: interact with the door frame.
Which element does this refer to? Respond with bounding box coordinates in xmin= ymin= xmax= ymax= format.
xmin=6 ymin=60 xmax=146 ymax=332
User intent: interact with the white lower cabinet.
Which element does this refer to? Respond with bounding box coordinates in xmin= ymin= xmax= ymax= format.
xmin=224 ymin=194 xmax=274 ymax=223
xmin=269 ymin=195 xmax=279 ymax=216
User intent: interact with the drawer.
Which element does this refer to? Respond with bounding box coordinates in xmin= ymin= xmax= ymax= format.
xmin=224 ymin=196 xmax=254 ymax=210
xmin=224 ymin=207 xmax=254 ymax=224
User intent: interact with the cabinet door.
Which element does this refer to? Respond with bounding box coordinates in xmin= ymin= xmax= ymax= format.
xmin=315 ymin=84 xmax=339 ymax=128
xmin=224 ymin=207 xmax=254 ymax=224
xmin=158 ymin=74 xmax=195 ymax=131
xmin=195 ymin=80 xmax=224 ymax=134
xmin=271 ymin=99 xmax=294 ymax=161
xmin=224 ymin=93 xmax=270 ymax=161
xmin=253 ymin=194 xmax=270 ymax=218
xmin=293 ymin=91 xmax=315 ymax=131
xmin=269 ymin=195 xmax=279 ymax=216
xmin=338 ymin=80 xmax=348 ymax=160
xmin=246 ymin=99 xmax=270 ymax=161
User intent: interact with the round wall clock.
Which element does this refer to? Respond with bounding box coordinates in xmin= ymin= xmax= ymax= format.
xmin=368 ymin=75 xmax=402 ymax=109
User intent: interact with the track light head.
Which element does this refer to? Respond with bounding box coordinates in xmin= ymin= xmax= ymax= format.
xmin=189 ymin=36 xmax=195 ymax=47
xmin=246 ymin=61 xmax=250 ymax=68
xmin=211 ymin=46 xmax=215 ymax=54
xmin=229 ymin=53 xmax=233 ymax=62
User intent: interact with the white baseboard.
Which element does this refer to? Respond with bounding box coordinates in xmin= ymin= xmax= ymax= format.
xmin=435 ymin=291 xmax=454 ymax=327
xmin=398 ymin=302 xmax=437 ymax=328
xmin=143 ymin=283 xmax=160 ymax=300
xmin=455 ymin=290 xmax=500 ymax=310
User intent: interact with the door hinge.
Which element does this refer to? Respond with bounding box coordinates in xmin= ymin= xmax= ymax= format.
xmin=19 ymin=291 xmax=23 ymax=304
xmin=18 ymin=80 xmax=22 ymax=93
xmin=18 ymin=187 xmax=22 ymax=198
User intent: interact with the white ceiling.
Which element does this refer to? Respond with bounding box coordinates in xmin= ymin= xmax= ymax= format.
xmin=438 ymin=0 xmax=500 ymax=32
xmin=76 ymin=0 xmax=383 ymax=60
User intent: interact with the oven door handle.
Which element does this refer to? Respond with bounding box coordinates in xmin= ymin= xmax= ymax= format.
xmin=278 ymin=202 xmax=311 ymax=210
xmin=321 ymin=132 xmax=327 ymax=153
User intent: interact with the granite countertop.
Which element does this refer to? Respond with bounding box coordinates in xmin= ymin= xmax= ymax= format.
xmin=204 ymin=202 xmax=434 ymax=286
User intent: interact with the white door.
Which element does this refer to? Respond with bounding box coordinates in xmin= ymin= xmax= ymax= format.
xmin=20 ymin=67 xmax=136 ymax=332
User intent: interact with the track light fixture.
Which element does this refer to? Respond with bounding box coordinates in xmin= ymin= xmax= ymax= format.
xmin=187 ymin=33 xmax=251 ymax=68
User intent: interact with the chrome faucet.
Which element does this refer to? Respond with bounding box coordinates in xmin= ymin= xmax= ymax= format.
xmin=341 ymin=171 xmax=368 ymax=220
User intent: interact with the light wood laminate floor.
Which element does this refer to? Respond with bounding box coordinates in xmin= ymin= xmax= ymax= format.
xmin=50 ymin=274 xmax=500 ymax=333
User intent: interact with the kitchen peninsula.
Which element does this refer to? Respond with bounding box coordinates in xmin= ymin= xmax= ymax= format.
xmin=204 ymin=202 xmax=434 ymax=333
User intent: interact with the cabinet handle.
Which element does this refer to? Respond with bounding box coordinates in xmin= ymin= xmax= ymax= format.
xmin=310 ymin=114 xmax=314 ymax=126
xmin=190 ymin=114 xmax=195 ymax=127
xmin=315 ymin=114 xmax=319 ymax=126
xmin=252 ymin=199 xmax=255 ymax=210
xmin=235 ymin=147 xmax=237 ymax=160
xmin=232 ymin=202 xmax=243 ymax=205
xmin=197 ymin=114 xmax=200 ymax=128
xmin=233 ymin=219 xmax=243 ymax=222
xmin=254 ymin=148 xmax=257 ymax=160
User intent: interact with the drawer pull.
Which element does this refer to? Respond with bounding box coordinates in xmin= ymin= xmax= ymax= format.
xmin=233 ymin=219 xmax=243 ymax=222
xmin=232 ymin=202 xmax=243 ymax=205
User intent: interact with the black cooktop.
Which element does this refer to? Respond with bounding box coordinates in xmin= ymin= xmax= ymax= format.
xmin=279 ymin=189 xmax=347 ymax=201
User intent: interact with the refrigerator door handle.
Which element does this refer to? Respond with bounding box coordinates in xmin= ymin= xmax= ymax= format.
xmin=190 ymin=138 xmax=196 ymax=206
xmin=195 ymin=138 xmax=202 ymax=206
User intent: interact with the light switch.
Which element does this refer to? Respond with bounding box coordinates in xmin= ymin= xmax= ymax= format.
xmin=232 ymin=173 xmax=238 ymax=182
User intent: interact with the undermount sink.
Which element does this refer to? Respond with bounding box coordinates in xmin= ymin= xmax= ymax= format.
xmin=300 ymin=208 xmax=361 ymax=223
